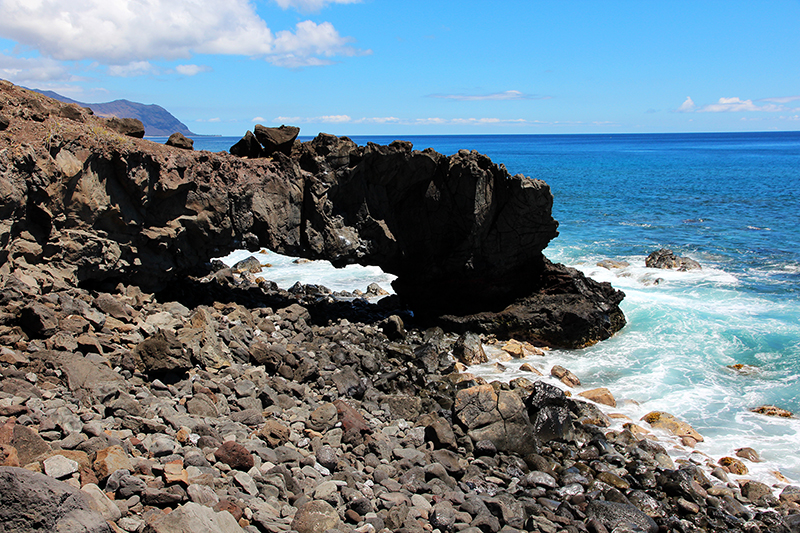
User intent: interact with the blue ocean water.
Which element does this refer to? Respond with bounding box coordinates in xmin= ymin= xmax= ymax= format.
xmin=193 ymin=132 xmax=800 ymax=484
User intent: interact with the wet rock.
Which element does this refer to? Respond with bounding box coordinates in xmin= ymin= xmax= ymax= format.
xmin=751 ymin=405 xmax=793 ymax=417
xmin=550 ymin=365 xmax=580 ymax=387
xmin=525 ymin=380 xmax=574 ymax=444
xmin=453 ymin=333 xmax=487 ymax=366
xmin=645 ymin=248 xmax=701 ymax=271
xmin=641 ymin=411 xmax=703 ymax=443
xmin=578 ymin=387 xmax=616 ymax=407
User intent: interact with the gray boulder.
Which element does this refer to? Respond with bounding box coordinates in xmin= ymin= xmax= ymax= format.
xmin=0 ymin=466 xmax=112 ymax=533
xmin=143 ymin=502 xmax=245 ymax=533
xmin=586 ymin=500 xmax=658 ymax=533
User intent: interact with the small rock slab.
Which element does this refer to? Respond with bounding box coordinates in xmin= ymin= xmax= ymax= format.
xmin=641 ymin=411 xmax=703 ymax=442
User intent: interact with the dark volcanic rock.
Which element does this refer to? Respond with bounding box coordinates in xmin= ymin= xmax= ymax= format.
xmin=254 ymin=124 xmax=299 ymax=156
xmin=0 ymin=80 xmax=623 ymax=347
xmin=645 ymin=248 xmax=701 ymax=271
xmin=105 ymin=116 xmax=145 ymax=138
xmin=230 ymin=130 xmax=262 ymax=158
xmin=166 ymin=132 xmax=194 ymax=150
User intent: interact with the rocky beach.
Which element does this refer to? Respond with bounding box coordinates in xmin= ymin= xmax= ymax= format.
xmin=1 ymin=80 xmax=799 ymax=533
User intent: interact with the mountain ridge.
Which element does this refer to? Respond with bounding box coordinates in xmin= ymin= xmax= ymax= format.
xmin=33 ymin=89 xmax=197 ymax=137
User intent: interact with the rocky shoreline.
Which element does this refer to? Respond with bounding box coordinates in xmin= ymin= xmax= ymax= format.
xmin=2 ymin=268 xmax=800 ymax=533
xmin=1 ymin=80 xmax=799 ymax=532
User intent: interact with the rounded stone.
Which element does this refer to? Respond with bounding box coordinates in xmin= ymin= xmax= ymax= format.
xmin=291 ymin=500 xmax=340 ymax=533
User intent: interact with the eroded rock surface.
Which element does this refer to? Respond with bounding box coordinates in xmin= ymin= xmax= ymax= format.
xmin=0 ymin=80 xmax=622 ymax=346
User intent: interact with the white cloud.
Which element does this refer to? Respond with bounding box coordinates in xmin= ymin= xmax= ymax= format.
xmin=175 ymin=64 xmax=211 ymax=76
xmin=108 ymin=61 xmax=157 ymax=77
xmin=318 ymin=115 xmax=351 ymax=123
xmin=761 ymin=95 xmax=800 ymax=104
xmin=677 ymin=97 xmax=696 ymax=112
xmin=272 ymin=0 xmax=361 ymax=13
xmin=680 ymin=96 xmax=788 ymax=113
xmin=0 ymin=0 xmax=365 ymax=71
xmin=269 ymin=21 xmax=367 ymax=67
xmin=0 ymin=52 xmax=80 ymax=85
xmin=430 ymin=90 xmax=549 ymax=101
xmin=252 ymin=116 xmax=267 ymax=122
xmin=699 ymin=97 xmax=762 ymax=112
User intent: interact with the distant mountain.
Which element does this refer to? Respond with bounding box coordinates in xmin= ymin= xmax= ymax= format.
xmin=34 ymin=90 xmax=197 ymax=137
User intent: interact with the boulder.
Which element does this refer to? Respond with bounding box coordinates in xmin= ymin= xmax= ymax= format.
xmin=133 ymin=329 xmax=191 ymax=376
xmin=524 ymin=381 xmax=575 ymax=444
xmin=0 ymin=466 xmax=112 ymax=532
xmin=229 ymin=130 xmax=262 ymax=158
xmin=143 ymin=501 xmax=245 ymax=533
xmin=641 ymin=411 xmax=703 ymax=442
xmin=578 ymin=387 xmax=616 ymax=407
xmin=166 ymin=132 xmax=194 ymax=150
xmin=253 ymin=124 xmax=299 ymax=156
xmin=586 ymin=500 xmax=658 ymax=533
xmin=291 ymin=500 xmax=340 ymax=533
xmin=105 ymin=116 xmax=145 ymax=138
xmin=452 ymin=332 xmax=488 ymax=366
xmin=645 ymin=248 xmax=701 ymax=271
xmin=454 ymin=384 xmax=536 ymax=455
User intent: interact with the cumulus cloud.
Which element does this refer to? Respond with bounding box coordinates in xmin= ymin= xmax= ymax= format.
xmin=0 ymin=0 xmax=365 ymax=71
xmin=272 ymin=0 xmax=361 ymax=12
xmin=677 ymin=97 xmax=696 ymax=112
xmin=0 ymin=52 xmax=81 ymax=85
xmin=430 ymin=90 xmax=549 ymax=101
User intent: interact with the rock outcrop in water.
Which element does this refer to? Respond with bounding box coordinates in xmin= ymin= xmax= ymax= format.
xmin=0 ymin=80 xmax=622 ymax=346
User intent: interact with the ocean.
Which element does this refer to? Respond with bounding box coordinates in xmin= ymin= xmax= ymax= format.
xmin=181 ymin=132 xmax=800 ymax=486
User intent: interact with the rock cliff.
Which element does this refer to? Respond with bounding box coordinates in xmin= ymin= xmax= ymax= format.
xmin=0 ymin=80 xmax=623 ymax=347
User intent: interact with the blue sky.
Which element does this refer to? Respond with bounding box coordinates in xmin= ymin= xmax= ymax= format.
xmin=0 ymin=0 xmax=799 ymax=136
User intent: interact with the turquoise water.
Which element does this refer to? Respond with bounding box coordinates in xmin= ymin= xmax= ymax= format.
xmin=195 ymin=132 xmax=800 ymax=484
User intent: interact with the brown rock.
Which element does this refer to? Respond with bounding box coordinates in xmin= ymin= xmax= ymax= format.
xmin=578 ymin=387 xmax=616 ymax=407
xmin=641 ymin=411 xmax=703 ymax=442
xmin=718 ymin=456 xmax=748 ymax=475
xmin=258 ymin=419 xmax=290 ymax=447
xmin=751 ymin=405 xmax=793 ymax=418
xmin=551 ymin=365 xmax=581 ymax=388
xmin=214 ymin=441 xmax=254 ymax=471
xmin=0 ymin=418 xmax=50 ymax=465
xmin=253 ymin=124 xmax=299 ymax=156
xmin=291 ymin=500 xmax=341 ymax=533
xmin=0 ymin=444 xmax=19 ymax=467
xmin=166 ymin=132 xmax=194 ymax=150
xmin=334 ymin=399 xmax=370 ymax=445
xmin=93 ymin=445 xmax=133 ymax=481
